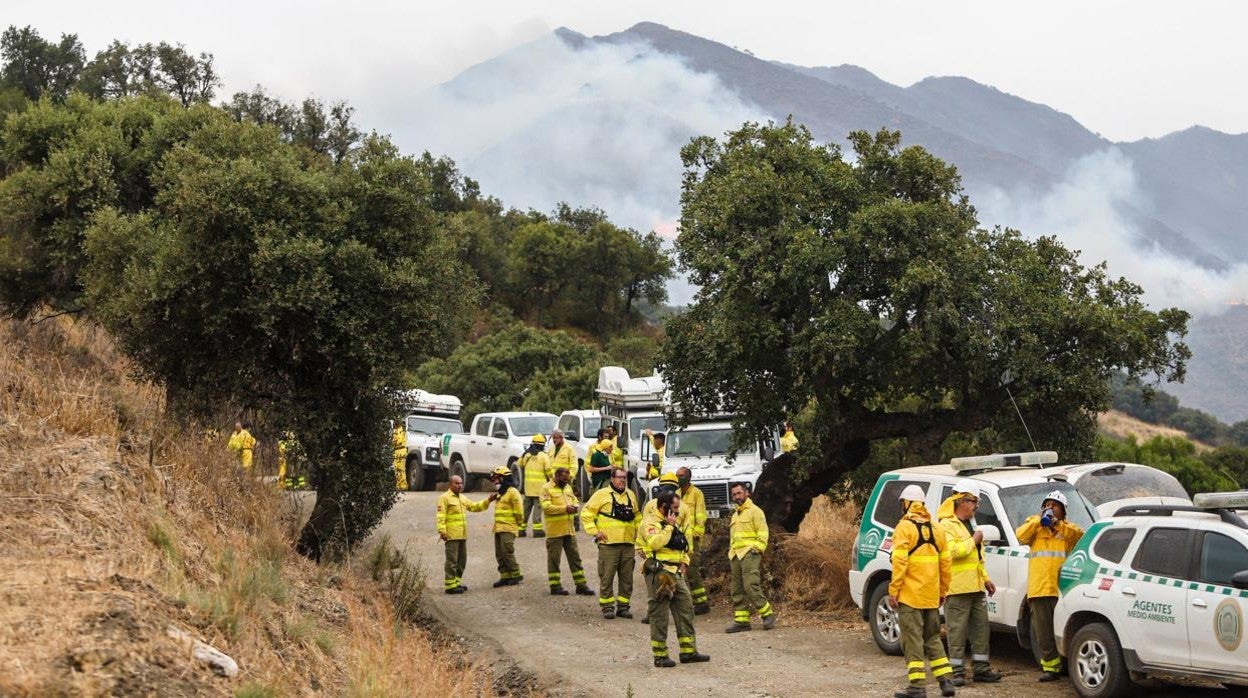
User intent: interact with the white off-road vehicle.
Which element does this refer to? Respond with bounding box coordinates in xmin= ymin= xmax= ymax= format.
xmin=400 ymin=389 xmax=465 ymax=491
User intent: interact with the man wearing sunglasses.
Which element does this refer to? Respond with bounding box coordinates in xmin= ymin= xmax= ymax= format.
xmin=936 ymin=480 xmax=1001 ymax=686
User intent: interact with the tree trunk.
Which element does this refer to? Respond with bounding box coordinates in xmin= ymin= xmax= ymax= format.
xmin=296 ymin=479 xmax=344 ymax=561
xmin=751 ymin=438 xmax=871 ymax=532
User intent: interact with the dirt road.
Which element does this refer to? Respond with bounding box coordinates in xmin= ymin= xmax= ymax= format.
xmin=376 ymin=491 xmax=1223 ymax=697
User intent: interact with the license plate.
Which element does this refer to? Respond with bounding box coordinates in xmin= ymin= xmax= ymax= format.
xmin=706 ymin=509 xmax=720 ymax=519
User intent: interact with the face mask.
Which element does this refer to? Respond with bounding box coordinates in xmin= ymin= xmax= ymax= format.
xmin=677 ymin=474 xmax=691 ymax=487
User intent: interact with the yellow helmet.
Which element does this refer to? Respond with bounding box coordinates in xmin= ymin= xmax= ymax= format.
xmin=658 ymin=473 xmax=680 ymax=485
xmin=530 ymin=433 xmax=546 ymax=444
xmin=491 ymin=466 xmax=512 ymax=478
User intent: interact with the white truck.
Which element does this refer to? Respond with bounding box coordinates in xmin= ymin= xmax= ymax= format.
xmin=556 ymin=409 xmax=604 ymax=499
xmin=400 ymin=389 xmax=465 ymax=491
xmin=439 ymin=411 xmax=558 ymax=491
xmin=595 ymin=366 xmax=776 ymax=515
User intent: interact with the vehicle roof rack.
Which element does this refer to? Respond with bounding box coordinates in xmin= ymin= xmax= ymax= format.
xmin=1111 ymin=504 xmax=1248 ymax=529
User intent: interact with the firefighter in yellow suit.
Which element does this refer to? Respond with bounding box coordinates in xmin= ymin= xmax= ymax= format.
xmin=391 ymin=421 xmax=408 ymax=490
xmin=779 ymin=422 xmax=799 ymax=453
xmin=581 ymin=467 xmax=641 ymax=618
xmin=519 ymin=434 xmax=550 ymax=537
xmin=1016 ymin=490 xmax=1084 ymax=682
xmin=436 ymin=474 xmax=494 ymax=594
xmin=888 ymin=484 xmax=955 ymax=698
xmin=642 ymin=428 xmax=665 ymax=479
xmin=724 ymin=481 xmax=775 ymax=632
xmin=227 ymin=421 xmax=256 ymax=470
xmin=488 ymin=466 xmax=525 ymax=587
xmin=641 ymin=489 xmax=709 ymax=667
xmin=676 ymin=467 xmax=711 ymax=614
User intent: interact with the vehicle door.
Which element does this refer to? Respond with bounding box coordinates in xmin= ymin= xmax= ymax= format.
xmin=558 ymin=414 xmax=579 ymax=443
xmin=1188 ymin=527 xmax=1248 ymax=675
xmin=469 ymin=417 xmax=493 ymax=467
xmin=489 ymin=417 xmax=512 ymax=466
xmin=1124 ymin=526 xmax=1194 ymax=668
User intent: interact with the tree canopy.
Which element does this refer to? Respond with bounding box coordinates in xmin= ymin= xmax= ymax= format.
xmin=660 ymin=121 xmax=1191 ymax=530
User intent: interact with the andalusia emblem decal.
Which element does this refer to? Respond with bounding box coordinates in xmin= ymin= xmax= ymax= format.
xmin=1215 ymin=597 xmax=1243 ymax=652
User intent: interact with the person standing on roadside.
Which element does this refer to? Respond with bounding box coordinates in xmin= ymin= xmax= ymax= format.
xmin=725 ymin=482 xmax=775 ymax=632
xmin=636 ymin=473 xmax=690 ymax=625
xmin=889 ymin=484 xmax=956 ymax=698
xmin=641 ymin=490 xmax=710 ymax=668
xmin=519 ymin=434 xmax=550 ymax=537
xmin=549 ymin=429 xmax=581 ymax=530
xmin=436 ymin=474 xmax=496 ymax=594
xmin=391 ymin=419 xmax=409 ymax=490
xmin=488 ymin=466 xmax=525 ymax=587
xmin=937 ymin=480 xmax=1001 ymax=686
xmin=227 ymin=420 xmax=256 ymax=471
xmin=586 ymin=429 xmax=614 ymax=490
xmin=642 ymin=428 xmax=665 ymax=479
xmin=541 ymin=466 xmax=594 ymax=596
xmin=1016 ymin=490 xmax=1084 ymax=682
xmin=676 ymin=467 xmax=711 ymax=615
xmin=779 ymin=421 xmax=799 ymax=453
xmin=581 ymin=467 xmax=641 ymax=618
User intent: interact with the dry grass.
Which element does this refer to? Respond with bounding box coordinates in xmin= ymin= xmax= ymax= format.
xmin=1098 ymin=409 xmax=1213 ymax=452
xmin=0 ymin=315 xmax=493 ymax=696
xmin=772 ymin=496 xmax=861 ymax=623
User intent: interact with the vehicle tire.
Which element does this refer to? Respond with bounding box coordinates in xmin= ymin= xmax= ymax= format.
xmin=450 ymin=458 xmax=469 ymax=489
xmin=406 ymin=456 xmax=424 ymax=491
xmin=629 ymin=471 xmax=647 ymax=507
xmin=576 ymin=459 xmax=590 ymax=500
xmin=507 ymin=457 xmax=520 ymax=486
xmin=1068 ymin=622 xmax=1131 ymax=698
xmin=867 ymin=582 xmax=903 ymax=656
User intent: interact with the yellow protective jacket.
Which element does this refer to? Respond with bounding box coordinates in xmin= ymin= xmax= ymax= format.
xmin=520 ymin=451 xmax=551 ymax=497
xmin=728 ymin=498 xmax=768 ymax=560
xmin=644 ymin=435 xmax=665 ymax=479
xmin=889 ymin=503 xmax=952 ymax=609
xmin=392 ymin=426 xmax=407 ymax=457
xmin=540 ymin=481 xmax=579 ymax=538
xmin=436 ymin=490 xmax=490 ymax=540
xmin=780 ymin=429 xmax=799 ymax=453
xmin=609 ymin=436 xmax=624 ymax=469
xmin=581 ymin=486 xmax=641 ymax=544
xmin=492 ymin=486 xmax=525 ymax=534
xmin=936 ymin=496 xmax=991 ymax=595
xmin=228 ymin=429 xmax=256 ymax=469
xmin=640 ymin=508 xmax=690 ymax=567
xmin=1016 ymin=515 xmax=1085 ymax=598
xmin=549 ymin=442 xmax=579 ymax=482
xmin=635 ymin=498 xmax=692 ymax=556
xmin=679 ymin=484 xmax=708 ymax=539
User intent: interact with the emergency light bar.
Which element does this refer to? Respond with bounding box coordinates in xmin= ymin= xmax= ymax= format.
xmin=949 ymin=451 xmax=1059 ymax=473
xmin=1193 ymin=491 xmax=1248 ymax=509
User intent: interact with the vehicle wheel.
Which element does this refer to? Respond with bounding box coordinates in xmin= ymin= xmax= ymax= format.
xmin=1069 ymin=622 xmax=1131 ymax=698
xmin=507 ymin=457 xmax=520 ymax=486
xmin=406 ymin=457 xmax=424 ymax=491
xmin=576 ymin=460 xmax=591 ymax=500
xmin=450 ymin=458 xmax=469 ymax=489
xmin=629 ymin=471 xmax=647 ymax=506
xmin=867 ymin=582 xmax=903 ymax=656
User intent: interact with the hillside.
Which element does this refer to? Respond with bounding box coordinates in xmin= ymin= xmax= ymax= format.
xmin=0 ymin=317 xmax=492 ymax=695
xmin=1098 ymin=409 xmax=1212 ymax=452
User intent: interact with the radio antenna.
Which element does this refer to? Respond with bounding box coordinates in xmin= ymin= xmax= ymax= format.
xmin=1005 ymin=385 xmax=1037 ymax=452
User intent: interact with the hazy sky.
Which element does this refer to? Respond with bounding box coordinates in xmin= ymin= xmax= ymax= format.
xmin=11 ymin=0 xmax=1247 ymax=142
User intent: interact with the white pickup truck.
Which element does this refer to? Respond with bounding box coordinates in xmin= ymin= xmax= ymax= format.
xmin=439 ymin=411 xmax=558 ymax=490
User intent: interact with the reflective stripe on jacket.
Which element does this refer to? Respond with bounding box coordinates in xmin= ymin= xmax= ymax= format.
xmin=641 ymin=508 xmax=689 ymax=566
xmin=520 ymin=451 xmax=551 ymax=497
xmin=728 ymin=498 xmax=768 ymax=559
xmin=493 ymin=486 xmax=525 ymax=534
xmin=581 ymin=486 xmax=641 ymax=544
xmin=1016 ymin=515 xmax=1084 ymax=598
xmin=888 ymin=503 xmax=952 ymax=609
xmin=680 ymin=484 xmax=708 ymax=538
xmin=436 ymin=490 xmax=490 ymax=540
xmin=635 ymin=498 xmax=692 ymax=556
xmin=540 ymin=481 xmax=579 ymax=538
xmin=936 ymin=495 xmax=990 ymax=595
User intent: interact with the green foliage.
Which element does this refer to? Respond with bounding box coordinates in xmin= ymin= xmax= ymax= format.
xmin=223 ymin=85 xmax=360 ymax=163
xmin=413 ymin=322 xmax=605 ymax=422
xmin=661 ymin=120 xmax=1191 ymax=529
xmin=366 ymin=534 xmax=425 ymax=624
xmin=1110 ymin=373 xmax=1243 ymax=446
xmin=1094 ymin=435 xmax=1237 ymax=494
xmin=0 ymin=26 xmax=85 ymax=101
xmin=1200 ymin=445 xmax=1248 ymax=489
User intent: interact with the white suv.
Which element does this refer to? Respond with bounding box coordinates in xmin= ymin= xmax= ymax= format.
xmin=849 ymin=453 xmax=1190 ymax=657
xmin=1053 ymin=492 xmax=1248 ymax=697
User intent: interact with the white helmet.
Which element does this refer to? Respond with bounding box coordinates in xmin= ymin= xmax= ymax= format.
xmin=899 ymin=484 xmax=926 ymax=503
xmin=952 ymin=479 xmax=980 ymax=499
xmin=1043 ymin=490 xmax=1068 ymax=508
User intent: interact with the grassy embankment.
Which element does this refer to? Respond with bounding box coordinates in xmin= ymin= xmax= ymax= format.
xmin=0 ymin=316 xmax=492 ymax=696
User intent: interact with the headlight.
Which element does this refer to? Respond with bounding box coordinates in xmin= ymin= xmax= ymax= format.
xmin=426 ymin=447 xmax=440 ymax=461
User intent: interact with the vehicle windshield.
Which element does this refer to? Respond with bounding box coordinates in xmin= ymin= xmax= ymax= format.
xmin=628 ymin=416 xmax=668 ymax=444
xmin=1071 ymin=464 xmax=1189 ymax=506
xmin=582 ymin=416 xmax=601 ymax=436
xmin=509 ymin=416 xmax=556 ymax=437
xmin=406 ymin=416 xmax=464 ymax=435
xmin=667 ymin=428 xmax=752 ymax=458
xmin=998 ymin=481 xmax=1097 ymax=532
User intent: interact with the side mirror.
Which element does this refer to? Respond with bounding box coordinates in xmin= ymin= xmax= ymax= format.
xmin=760 ymin=444 xmax=776 ymax=461
xmin=566 ymin=431 xmax=579 ymax=441
xmin=1233 ymin=570 xmax=1248 ymax=591
xmin=977 ymin=524 xmax=1002 ymax=544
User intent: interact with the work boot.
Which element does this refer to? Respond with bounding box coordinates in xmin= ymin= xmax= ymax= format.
xmin=724 ymin=622 xmax=752 ymax=633
xmin=511 ymin=576 xmax=524 ymax=584
xmin=575 ymin=585 xmax=595 ymax=596
xmin=762 ymin=614 xmax=776 ymax=630
xmin=602 ymin=607 xmax=616 ymax=620
xmin=653 ymin=657 xmax=676 ymax=668
xmin=518 ymin=530 xmax=527 ymax=538
xmin=693 ymin=602 xmax=711 ymax=615
xmin=949 ymin=672 xmax=965 ymax=687
xmin=939 ymin=677 xmax=956 ymax=697
xmin=678 ymin=652 xmax=710 ymax=664
xmin=972 ymin=669 xmax=1002 ymax=683
xmin=533 ymin=531 xmax=545 ymax=538
xmin=446 ymin=586 xmax=466 ymax=595
xmin=640 ymin=615 xmax=649 ymax=624
xmin=455 ymin=585 xmax=468 ymax=592
xmin=616 ymin=607 xmax=633 ymax=619
xmin=492 ymin=579 xmax=509 ymax=588
xmin=893 ymin=687 xmax=926 ymax=698
xmin=1037 ymin=672 xmax=1061 ymax=682
xmin=550 ymin=586 xmax=569 ymax=596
